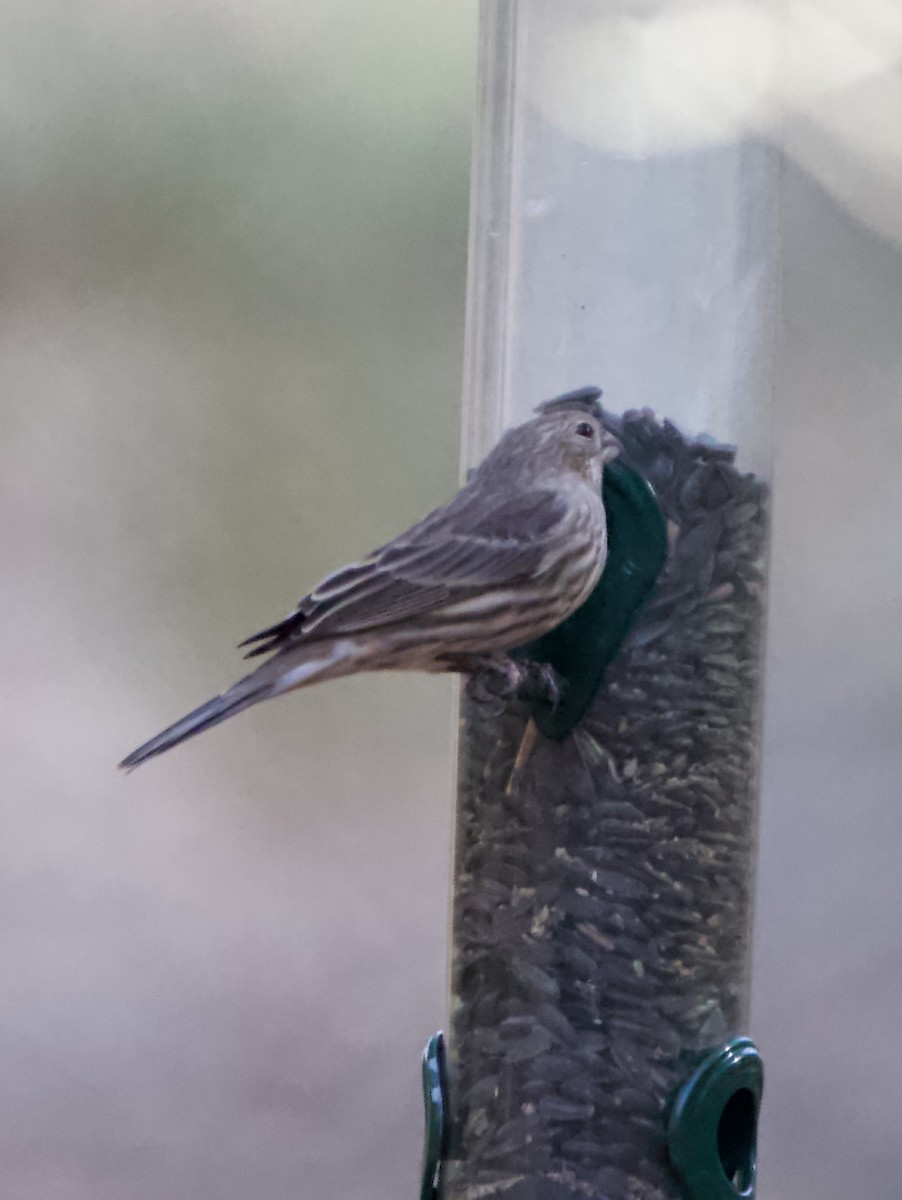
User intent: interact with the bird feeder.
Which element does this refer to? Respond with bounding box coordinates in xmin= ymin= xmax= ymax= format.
xmin=422 ymin=3 xmax=779 ymax=1199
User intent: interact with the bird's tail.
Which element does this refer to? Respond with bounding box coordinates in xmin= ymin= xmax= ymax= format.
xmin=119 ymin=678 xmax=274 ymax=771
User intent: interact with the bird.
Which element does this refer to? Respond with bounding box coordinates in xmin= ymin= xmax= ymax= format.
xmin=119 ymin=386 xmax=619 ymax=770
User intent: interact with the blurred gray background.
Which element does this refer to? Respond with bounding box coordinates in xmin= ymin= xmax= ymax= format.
xmin=1 ymin=3 xmax=900 ymax=1199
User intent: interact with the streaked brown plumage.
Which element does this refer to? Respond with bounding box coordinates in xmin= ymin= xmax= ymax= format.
xmin=120 ymin=387 xmax=618 ymax=770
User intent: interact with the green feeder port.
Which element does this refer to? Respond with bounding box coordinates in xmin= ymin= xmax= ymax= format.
xmin=668 ymin=1038 xmax=764 ymax=1200
xmin=420 ymin=1032 xmax=449 ymax=1200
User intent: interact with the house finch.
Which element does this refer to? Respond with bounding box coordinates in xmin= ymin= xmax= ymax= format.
xmin=119 ymin=386 xmax=618 ymax=770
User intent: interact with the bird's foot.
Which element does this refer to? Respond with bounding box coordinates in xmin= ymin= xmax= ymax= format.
xmin=443 ymin=654 xmax=565 ymax=713
xmin=515 ymin=659 xmax=567 ymax=711
xmin=457 ymin=654 xmax=524 ymax=712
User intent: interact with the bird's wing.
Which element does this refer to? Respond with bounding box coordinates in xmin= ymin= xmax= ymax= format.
xmin=239 ymin=488 xmax=569 ymax=656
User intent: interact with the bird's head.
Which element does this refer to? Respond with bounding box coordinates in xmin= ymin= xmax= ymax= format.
xmin=530 ymin=386 xmax=620 ymax=489
xmin=473 ymin=386 xmax=620 ymax=492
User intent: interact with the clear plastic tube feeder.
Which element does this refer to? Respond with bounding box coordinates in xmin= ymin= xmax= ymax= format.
xmin=435 ymin=3 xmax=780 ymax=1199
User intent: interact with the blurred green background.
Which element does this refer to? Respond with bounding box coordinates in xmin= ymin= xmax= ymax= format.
xmin=1 ymin=2 xmax=900 ymax=1199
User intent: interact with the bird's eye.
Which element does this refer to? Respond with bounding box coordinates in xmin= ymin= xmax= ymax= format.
xmin=575 ymin=421 xmax=595 ymax=439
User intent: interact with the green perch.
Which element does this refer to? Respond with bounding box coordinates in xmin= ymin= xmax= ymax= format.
xmin=518 ymin=456 xmax=669 ymax=740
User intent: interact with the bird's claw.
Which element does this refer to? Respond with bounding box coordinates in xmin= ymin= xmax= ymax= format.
xmin=516 ymin=660 xmax=567 ymax=711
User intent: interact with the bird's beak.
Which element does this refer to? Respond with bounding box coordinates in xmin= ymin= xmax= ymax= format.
xmin=601 ymin=433 xmax=622 ymax=465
